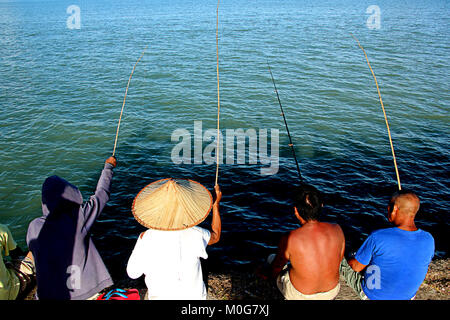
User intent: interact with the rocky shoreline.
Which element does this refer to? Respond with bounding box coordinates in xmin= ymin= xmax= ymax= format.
xmin=23 ymin=258 xmax=448 ymax=300
xmin=205 ymin=258 xmax=449 ymax=300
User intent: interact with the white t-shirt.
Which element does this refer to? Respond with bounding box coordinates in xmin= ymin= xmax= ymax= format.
xmin=127 ymin=226 xmax=211 ymax=300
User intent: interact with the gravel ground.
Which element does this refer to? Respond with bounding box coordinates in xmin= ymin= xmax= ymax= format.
xmin=23 ymin=258 xmax=448 ymax=300
xmin=205 ymin=258 xmax=449 ymax=300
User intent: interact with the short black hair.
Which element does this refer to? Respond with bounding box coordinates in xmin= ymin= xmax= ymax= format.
xmin=293 ymin=184 xmax=323 ymax=221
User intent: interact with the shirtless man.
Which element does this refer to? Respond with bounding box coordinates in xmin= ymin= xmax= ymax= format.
xmin=270 ymin=184 xmax=345 ymax=300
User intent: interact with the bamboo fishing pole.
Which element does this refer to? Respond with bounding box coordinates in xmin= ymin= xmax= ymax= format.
xmin=267 ymin=62 xmax=303 ymax=182
xmin=350 ymin=33 xmax=402 ymax=190
xmin=214 ymin=0 xmax=221 ymax=186
xmin=112 ymin=46 xmax=148 ymax=157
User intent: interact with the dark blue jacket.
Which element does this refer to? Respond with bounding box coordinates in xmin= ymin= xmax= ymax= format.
xmin=27 ymin=163 xmax=114 ymax=300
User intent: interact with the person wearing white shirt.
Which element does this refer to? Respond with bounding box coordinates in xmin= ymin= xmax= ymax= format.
xmin=126 ymin=180 xmax=222 ymax=300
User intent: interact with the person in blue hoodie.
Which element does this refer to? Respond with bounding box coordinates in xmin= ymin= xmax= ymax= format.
xmin=26 ymin=156 xmax=117 ymax=300
xmin=339 ymin=190 xmax=435 ymax=300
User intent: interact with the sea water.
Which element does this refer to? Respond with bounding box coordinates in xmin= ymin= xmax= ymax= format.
xmin=0 ymin=0 xmax=448 ymax=279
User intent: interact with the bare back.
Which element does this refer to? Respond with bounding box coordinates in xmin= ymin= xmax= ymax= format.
xmin=286 ymin=221 xmax=345 ymax=294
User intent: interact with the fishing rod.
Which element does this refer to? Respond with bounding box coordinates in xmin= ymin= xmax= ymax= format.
xmin=214 ymin=0 xmax=221 ymax=186
xmin=350 ymin=33 xmax=401 ymax=190
xmin=267 ymin=62 xmax=303 ymax=182
xmin=112 ymin=46 xmax=148 ymax=157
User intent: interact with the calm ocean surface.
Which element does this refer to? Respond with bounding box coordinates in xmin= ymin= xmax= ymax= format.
xmin=0 ymin=0 xmax=448 ymax=279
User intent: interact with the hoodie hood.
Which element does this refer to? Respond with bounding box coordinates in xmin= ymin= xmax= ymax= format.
xmin=41 ymin=175 xmax=83 ymax=216
xmin=28 ymin=165 xmax=115 ymax=300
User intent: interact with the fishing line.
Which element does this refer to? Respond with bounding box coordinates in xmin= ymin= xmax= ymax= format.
xmin=112 ymin=46 xmax=148 ymax=157
xmin=267 ymin=62 xmax=303 ymax=182
xmin=215 ymin=0 xmax=221 ymax=186
xmin=350 ymin=33 xmax=401 ymax=190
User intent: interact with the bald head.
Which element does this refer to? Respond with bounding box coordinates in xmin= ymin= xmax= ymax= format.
xmin=389 ymin=191 xmax=420 ymax=217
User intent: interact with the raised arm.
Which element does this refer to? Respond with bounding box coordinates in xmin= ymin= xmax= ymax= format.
xmin=82 ymin=156 xmax=117 ymax=231
xmin=208 ymin=184 xmax=222 ymax=245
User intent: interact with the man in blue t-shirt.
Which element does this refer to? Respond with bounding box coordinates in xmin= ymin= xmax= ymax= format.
xmin=340 ymin=190 xmax=435 ymax=300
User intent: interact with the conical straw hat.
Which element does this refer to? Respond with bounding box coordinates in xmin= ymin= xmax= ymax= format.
xmin=132 ymin=178 xmax=213 ymax=231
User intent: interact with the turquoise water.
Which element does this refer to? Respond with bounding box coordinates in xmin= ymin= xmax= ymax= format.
xmin=1 ymin=0 xmax=448 ymax=277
